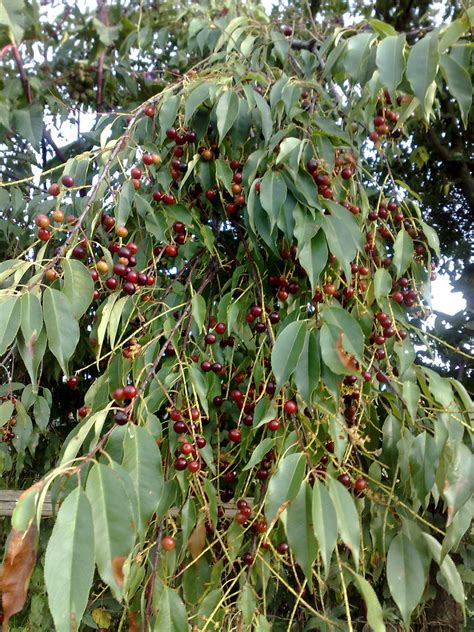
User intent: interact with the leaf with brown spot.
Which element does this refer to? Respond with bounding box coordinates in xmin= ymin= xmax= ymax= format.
xmin=128 ymin=610 xmax=140 ymax=632
xmin=188 ymin=522 xmax=207 ymax=560
xmin=112 ymin=556 xmax=126 ymax=587
xmin=0 ymin=525 xmax=37 ymax=625
xmin=336 ymin=332 xmax=359 ymax=371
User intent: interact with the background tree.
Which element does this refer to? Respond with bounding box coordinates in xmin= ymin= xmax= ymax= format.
xmin=0 ymin=1 xmax=473 ymax=630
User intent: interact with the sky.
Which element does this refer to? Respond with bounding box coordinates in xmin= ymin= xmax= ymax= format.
xmin=43 ymin=0 xmax=467 ymax=318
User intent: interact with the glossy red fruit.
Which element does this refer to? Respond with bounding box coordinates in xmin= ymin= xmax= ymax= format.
xmin=215 ymin=322 xmax=226 ymax=334
xmin=112 ymin=387 xmax=125 ymax=401
xmin=337 ymin=473 xmax=351 ymax=487
xmin=78 ymin=406 xmax=89 ymax=418
xmin=228 ymin=428 xmax=241 ymax=443
xmin=267 ymin=419 xmax=280 ymax=432
xmin=114 ymin=410 xmax=128 ymax=425
xmin=284 ymin=400 xmax=297 ymax=415
xmin=106 ymin=277 xmax=118 ymax=290
xmin=61 ymin=175 xmax=74 ymax=188
xmin=166 ymin=127 xmax=177 ymax=140
xmin=123 ymin=385 xmax=137 ymax=399
xmin=354 ymin=477 xmax=367 ymax=493
xmin=165 ymin=244 xmax=178 ymax=257
xmin=48 ymin=183 xmax=60 ymax=196
xmin=174 ymin=457 xmax=188 ymax=471
xmin=276 ymin=541 xmax=289 ymax=554
xmin=67 ymin=376 xmax=79 ymax=389
xmin=161 ymin=535 xmax=176 ymax=551
xmin=188 ymin=460 xmax=201 ymax=473
xmin=38 ymin=228 xmax=52 ymax=241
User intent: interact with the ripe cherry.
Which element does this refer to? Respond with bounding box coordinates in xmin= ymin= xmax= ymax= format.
xmin=48 ymin=183 xmax=60 ymax=196
xmin=114 ymin=410 xmax=128 ymax=425
xmin=267 ymin=419 xmax=280 ymax=432
xmin=35 ymin=213 xmax=50 ymax=228
xmin=228 ymin=428 xmax=241 ymax=443
xmin=38 ymin=228 xmax=52 ymax=241
xmin=123 ymin=384 xmax=137 ymax=399
xmin=67 ymin=376 xmax=79 ymax=389
xmin=277 ymin=541 xmax=289 ymax=554
xmin=61 ymin=175 xmax=74 ymax=188
xmin=215 ymin=322 xmax=226 ymax=334
xmin=174 ymin=457 xmax=188 ymax=471
xmin=284 ymin=400 xmax=297 ymax=415
xmin=161 ymin=536 xmax=176 ymax=551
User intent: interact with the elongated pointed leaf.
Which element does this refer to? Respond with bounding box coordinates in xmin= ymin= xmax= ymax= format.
xmin=45 ymin=488 xmax=95 ymax=632
xmin=387 ymin=534 xmax=425 ymax=628
xmin=260 ymin=170 xmax=287 ymax=229
xmin=327 ymin=477 xmax=360 ymax=567
xmin=265 ymin=453 xmax=305 ymax=525
xmin=440 ymin=53 xmax=472 ymax=128
xmin=393 ymin=229 xmax=413 ymax=278
xmin=373 ymin=268 xmax=392 ymax=301
xmin=271 ymin=320 xmax=306 ymax=387
xmin=350 ymin=571 xmax=386 ymax=632
xmin=43 ymin=288 xmax=80 ymax=375
xmin=20 ymin=293 xmax=43 ymax=348
xmin=294 ymin=329 xmax=320 ymax=404
xmin=376 ymin=34 xmax=406 ymax=95
xmin=0 ymin=294 xmax=21 ymax=355
xmin=62 ymin=259 xmax=94 ymax=319
xmin=216 ymin=91 xmax=239 ymax=142
xmin=312 ymin=479 xmax=337 ymax=578
xmin=423 ymin=534 xmax=465 ymax=607
xmin=122 ymin=426 xmax=163 ymax=533
xmin=442 ymin=442 xmax=474 ymax=526
xmin=406 ymin=32 xmax=439 ymax=118
xmin=86 ymin=463 xmax=136 ymax=598
xmin=298 ymin=230 xmax=328 ymax=294
xmin=284 ymin=480 xmax=317 ymax=587
xmin=153 ymin=583 xmax=189 ymax=632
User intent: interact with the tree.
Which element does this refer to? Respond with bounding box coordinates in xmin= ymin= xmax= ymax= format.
xmin=0 ymin=1 xmax=473 ymax=630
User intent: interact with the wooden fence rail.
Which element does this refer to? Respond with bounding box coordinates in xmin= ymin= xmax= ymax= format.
xmin=0 ymin=490 xmax=242 ymax=519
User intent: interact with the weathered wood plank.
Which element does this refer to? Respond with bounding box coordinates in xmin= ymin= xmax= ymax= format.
xmin=0 ymin=490 xmax=245 ymax=519
xmin=0 ymin=490 xmax=54 ymax=517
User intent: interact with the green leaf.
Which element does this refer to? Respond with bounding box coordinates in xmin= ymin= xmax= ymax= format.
xmin=252 ymin=397 xmax=278 ymax=429
xmin=344 ymin=33 xmax=375 ymax=83
xmin=0 ymin=294 xmax=21 ymax=355
xmin=420 ymin=221 xmax=440 ymax=257
xmin=216 ymin=91 xmax=239 ymax=142
xmin=403 ymin=381 xmax=420 ymax=421
xmin=406 ymin=32 xmax=439 ymax=118
xmin=12 ymin=104 xmax=43 ymax=149
xmin=440 ymin=53 xmax=472 ymax=128
xmin=321 ymin=305 xmax=365 ymax=363
xmin=238 ymin=583 xmax=256 ymax=626
xmin=215 ymin=159 xmax=233 ymax=194
xmin=393 ymin=229 xmax=414 ymax=278
xmin=423 ymin=534 xmax=465 ymax=607
xmin=442 ymin=442 xmax=474 ymax=526
xmin=122 ymin=426 xmax=163 ymax=533
xmin=62 ymin=259 xmax=94 ymax=319
xmin=312 ymin=480 xmax=337 ymax=578
xmin=253 ymin=91 xmax=273 ymax=142
xmin=16 ymin=329 xmax=47 ymax=393
xmin=189 ymin=364 xmax=209 ymax=416
xmin=298 ymin=230 xmax=328 ymax=294
xmin=243 ymin=437 xmax=274 ymax=471
xmin=191 ymin=293 xmax=206 ymax=333
xmin=327 ymin=477 xmax=360 ymax=567
xmin=275 ymin=137 xmax=304 ymax=166
xmin=322 ymin=202 xmax=362 ymax=280
xmin=33 ymin=395 xmax=49 ymax=431
xmin=408 ymin=431 xmax=439 ymax=503
xmin=373 ymin=268 xmax=392 ymax=301
xmin=153 ymin=583 xmax=189 ymax=632
xmin=86 ymin=463 xmax=136 ymax=599
xmin=265 ymin=453 xmax=305 ymax=526
xmin=116 ymin=180 xmax=135 ymax=227
xmin=294 ymin=330 xmax=320 ymax=404
xmin=387 ymin=533 xmax=425 ymax=628
xmin=159 ymin=94 xmax=180 ymax=141
xmin=184 ymin=83 xmax=210 ymax=124
xmin=376 ymin=34 xmax=406 ymax=95
xmin=271 ymin=320 xmax=306 ymax=387
xmin=44 ymin=488 xmax=95 ymax=632
xmin=368 ymin=18 xmax=397 ymax=37
xmin=0 ymin=400 xmax=14 ymax=428
xmin=0 ymin=0 xmax=25 ymax=43
xmin=43 ymin=288 xmax=80 ymax=375
xmin=20 ymin=293 xmax=43 ymax=348
xmin=349 ymin=570 xmax=386 ymax=632
xmin=271 ymin=30 xmax=289 ymax=63
xmin=260 ymin=170 xmax=287 ymax=229
xmin=284 ymin=480 xmax=317 ymax=587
